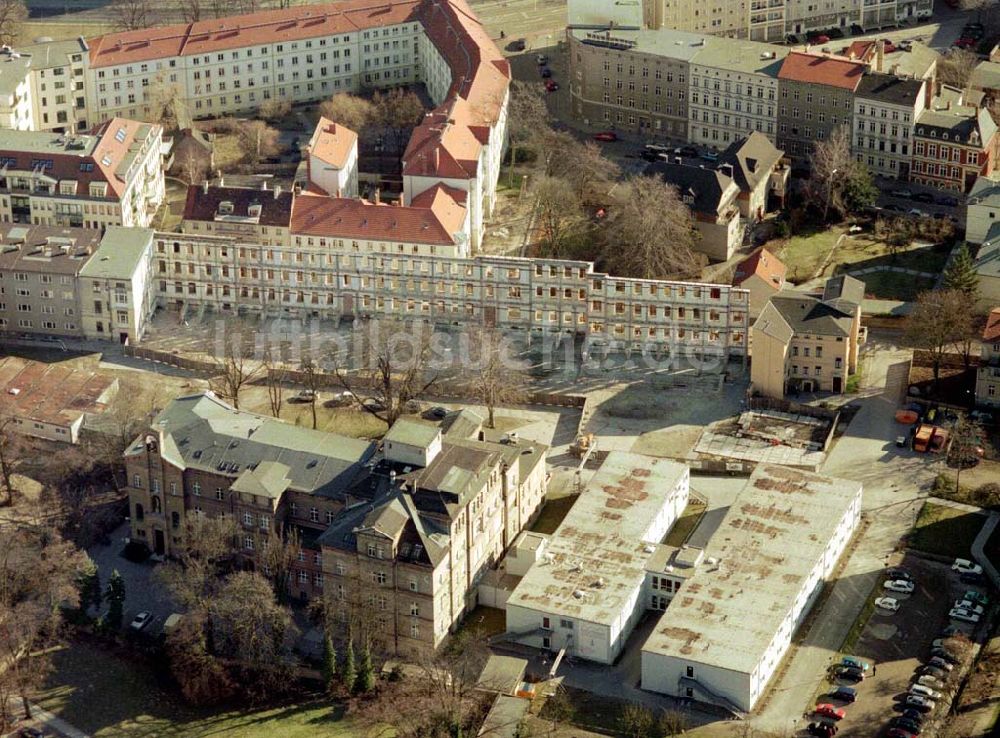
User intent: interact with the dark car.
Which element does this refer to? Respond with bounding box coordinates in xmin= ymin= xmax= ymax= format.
xmin=960 ymin=572 xmax=986 ymax=585
xmin=786 ymin=33 xmax=801 ymax=43
xmin=887 ymin=567 xmax=913 ymax=581
xmin=850 ymin=23 xmax=864 ymax=35
xmin=19 ymin=729 xmax=47 ymax=738
xmin=918 ymin=665 xmax=948 ymax=680
xmin=891 ymin=716 xmax=923 ymax=734
xmin=675 ymin=145 xmax=698 ymax=157
xmin=508 ymin=38 xmax=526 ymax=51
xmin=931 ymin=648 xmax=959 ymax=664
xmin=836 ymin=666 xmax=865 ymax=682
xmin=426 ymin=406 xmax=449 ymax=419
xmin=912 ymin=192 xmax=934 ymax=203
xmin=937 ymin=195 xmax=960 ymax=207
xmin=831 ymin=686 xmax=857 ymax=703
xmin=540 ymin=67 xmax=552 ymax=78
xmin=640 ymin=149 xmax=663 ymax=162
xmin=887 ymin=729 xmax=916 ymax=738
xmin=900 ymin=709 xmax=925 ymax=725
xmin=807 ymin=723 xmax=838 ymax=737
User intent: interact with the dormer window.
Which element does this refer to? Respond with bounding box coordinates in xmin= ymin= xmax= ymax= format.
xmin=248 ymin=203 xmax=262 ymax=217
xmin=218 ymin=200 xmax=234 ymax=215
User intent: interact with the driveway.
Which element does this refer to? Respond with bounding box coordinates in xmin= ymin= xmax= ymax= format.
xmin=87 ymin=522 xmax=178 ymax=634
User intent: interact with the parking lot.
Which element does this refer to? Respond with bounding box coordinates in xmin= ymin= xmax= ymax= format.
xmin=808 ymin=554 xmax=987 ymax=737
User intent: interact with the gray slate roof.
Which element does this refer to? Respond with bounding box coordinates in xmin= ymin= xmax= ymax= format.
xmin=646 ymin=160 xmax=734 ymax=215
xmin=767 ymin=292 xmax=855 ymax=337
xmin=718 ymin=132 xmax=783 ymax=193
xmin=854 ymin=72 xmax=925 ymax=106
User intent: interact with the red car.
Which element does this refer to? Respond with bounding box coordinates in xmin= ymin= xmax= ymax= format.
xmin=545 ymin=80 xmax=559 ymax=92
xmin=593 ymin=131 xmax=618 ymax=142
xmin=814 ymin=704 xmax=846 ymax=721
xmin=955 ymin=38 xmax=976 ymax=49
xmin=814 ymin=34 xmax=831 ymax=44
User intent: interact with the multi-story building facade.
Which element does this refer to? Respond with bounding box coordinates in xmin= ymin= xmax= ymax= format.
xmin=84 ymin=0 xmax=510 ymax=250
xmin=911 ymin=90 xmax=998 ymax=193
xmin=567 ymin=28 xmax=695 ymax=141
xmin=776 ymin=52 xmax=865 ymax=161
xmin=150 ymin=230 xmax=752 ymax=359
xmin=305 ymin=117 xmax=358 ymax=199
xmin=853 ymin=72 xmax=925 ymax=179
xmin=975 ymin=308 xmax=1000 ymax=409
xmin=688 ymin=41 xmax=786 ymax=150
xmin=125 ymin=393 xmax=548 ymax=657
xmin=0 ymin=48 xmax=35 ymax=131
xmin=19 ymin=38 xmax=91 ymax=134
xmin=750 ymin=275 xmax=864 ymax=398
xmin=0 ymin=222 xmax=153 ymax=342
xmin=0 ymin=117 xmax=164 ymax=228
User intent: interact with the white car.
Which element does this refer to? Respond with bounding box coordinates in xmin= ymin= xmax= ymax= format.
xmin=884 ymin=579 xmax=915 ymax=594
xmin=917 ymin=675 xmax=945 ymax=689
xmin=905 ymin=694 xmax=936 ymax=710
xmin=909 ymin=684 xmax=942 ymax=700
xmin=954 ymin=600 xmax=985 ymax=615
xmin=950 ymin=608 xmax=981 ymax=623
xmin=129 ymin=611 xmax=153 ymax=631
xmin=952 ymin=558 xmax=983 ymax=575
xmin=875 ymin=597 xmax=900 ymax=612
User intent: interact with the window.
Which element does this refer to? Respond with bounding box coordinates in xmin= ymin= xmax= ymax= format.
xmin=309 ymin=506 xmax=319 ymax=522
xmin=244 ymin=511 xmax=253 ymax=526
xmin=245 ymin=536 xmax=254 ymax=550
xmin=687 ymin=666 xmax=694 ymax=678
xmin=560 ymin=619 xmax=572 ymax=629
xmin=298 ymin=571 xmax=309 ymax=584
xmin=410 ymin=603 xmax=420 ymax=616
xmin=542 ymin=617 xmax=551 ymax=629
xmin=373 ymin=571 xmax=387 ymax=585
xmin=216 ymin=489 xmax=225 ymax=501
xmin=132 ymin=474 xmax=142 ymax=488
xmin=135 ymin=503 xmax=144 ymax=520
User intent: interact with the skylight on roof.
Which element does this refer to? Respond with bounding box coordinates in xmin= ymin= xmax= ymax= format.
xmin=114 ymin=127 xmax=127 ymax=143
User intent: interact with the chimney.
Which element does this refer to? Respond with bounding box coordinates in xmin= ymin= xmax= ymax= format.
xmin=675 ymin=156 xmax=682 ymax=164
xmin=876 ymin=39 xmax=885 ymax=72
xmin=202 ymin=180 xmax=209 ymax=195
xmin=219 ymin=174 xmax=225 ymax=188
xmin=434 ymin=148 xmax=440 ymax=170
xmin=374 ymin=188 xmax=381 ymax=205
xmin=274 ymin=184 xmax=282 ymax=199
xmin=336 ymin=187 xmax=342 ymax=198
xmin=261 ymin=179 xmax=268 ymax=191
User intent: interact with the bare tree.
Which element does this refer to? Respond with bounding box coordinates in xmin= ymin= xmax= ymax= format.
xmin=235 ymin=120 xmax=281 ymax=171
xmin=0 ymin=415 xmax=26 ymax=507
xmin=600 ymin=175 xmax=702 ymax=280
xmin=331 ymin=319 xmax=439 ymax=428
xmin=146 ymin=71 xmax=190 ymax=131
xmin=109 ymin=0 xmax=151 ymax=31
xmin=158 ymin=515 xmax=239 ymax=611
xmin=949 ymin=417 xmax=985 ymax=491
xmin=177 ymin=0 xmax=203 ymax=22
xmin=258 ymin=98 xmax=292 ymax=123
xmin=462 ymin=326 xmax=529 ymax=429
xmin=373 ymin=88 xmax=426 ymax=155
xmin=545 ymin=133 xmax=620 ymax=208
xmin=319 ymin=93 xmax=377 ymax=134
xmin=262 ymin=351 xmax=286 ymax=419
xmin=178 ymin=147 xmax=210 ymax=186
xmin=532 ymin=175 xmax=590 ymax=259
xmin=505 ymin=80 xmax=549 ymax=186
xmin=299 ymin=358 xmax=324 ymax=430
xmin=904 ymin=289 xmax=973 ymax=387
xmin=938 ymin=49 xmax=979 ymax=89
xmin=252 ymin=522 xmax=301 ymax=603
xmin=0 ymin=0 xmax=27 ymax=46
xmin=0 ymin=526 xmax=88 ymax=730
xmin=209 ymin=322 xmax=263 ymax=410
xmin=807 ymin=125 xmax=856 ymax=221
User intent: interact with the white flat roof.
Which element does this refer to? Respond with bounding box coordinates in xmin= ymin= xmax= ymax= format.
xmin=506 ymin=451 xmax=688 ymax=627
xmin=642 ymin=464 xmax=861 ymax=674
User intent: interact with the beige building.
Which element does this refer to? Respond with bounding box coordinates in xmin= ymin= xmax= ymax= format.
xmin=19 ymin=37 xmax=91 ymax=133
xmin=853 ymin=71 xmax=925 ymax=179
xmin=750 ymin=275 xmax=864 ymax=397
xmin=732 ymin=247 xmax=786 ymax=320
xmin=125 ymin=393 xmax=547 ymax=658
xmin=966 ymin=175 xmax=1000 ymax=245
xmin=78 ymin=225 xmax=155 ymax=344
xmin=0 ymin=117 xmax=164 ymax=228
xmin=0 ymin=48 xmax=35 ymax=131
xmin=976 ymin=308 xmax=1000 ymax=409
xmin=718 ymin=132 xmax=788 ymax=222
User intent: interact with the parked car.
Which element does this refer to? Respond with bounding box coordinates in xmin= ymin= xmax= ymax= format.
xmin=836 ymin=666 xmax=865 ymax=681
xmin=814 ymin=34 xmax=831 ymax=43
xmin=952 ymin=558 xmax=983 ymax=575
xmin=544 ymin=80 xmax=559 ymax=92
xmin=918 ymin=665 xmax=948 ymax=680
xmin=892 ymin=715 xmax=923 ymax=734
xmin=960 ymin=571 xmax=987 ymax=585
xmin=536 ymin=54 xmax=548 ymax=64
xmin=949 ymin=608 xmax=981 ymax=624
xmin=509 ymin=38 xmax=526 ymax=51
xmin=540 ymin=67 xmax=552 ymax=78
xmin=908 ymin=208 xmax=929 ymax=217
xmin=831 ymin=685 xmax=857 ymax=703
xmin=900 ymin=709 xmax=925 ymax=725
xmin=931 ymin=648 xmax=960 ymax=664
xmin=323 ymin=391 xmax=354 ymax=408
xmin=814 ymin=704 xmax=846 ymax=720
xmin=287 ymin=389 xmax=316 ymax=404
xmin=593 ymin=131 xmax=618 ymax=142
xmin=916 ymin=675 xmax=944 ymax=690
xmin=940 ymin=624 xmax=967 ymax=638
xmin=700 ymin=151 xmax=719 ymax=162
xmin=887 ymin=567 xmax=913 ymax=581
xmin=875 ymin=596 xmax=900 ymax=612
xmin=674 ymin=145 xmax=698 ymax=157
xmin=362 ymin=398 xmax=387 ymax=412
xmin=884 ymin=579 xmax=915 ymax=594
xmin=937 ymin=195 xmax=960 ymax=207
xmin=891 ymin=188 xmax=913 ymax=198
xmin=955 ymin=600 xmax=985 ymax=615
xmin=928 ymin=656 xmax=954 ymax=671
xmin=806 ymin=723 xmax=838 ymax=737
xmin=904 ymin=694 xmax=936 ymax=712
xmin=426 ymin=406 xmax=449 ymax=420
xmin=909 ymin=684 xmax=942 ymax=700
xmin=963 ymin=590 xmax=989 ymax=606
xmin=19 ymin=728 xmax=47 ymax=738
xmin=129 ymin=611 xmax=153 ymax=631
xmin=840 ymin=656 xmax=870 ymax=671
xmin=912 ymin=192 xmax=934 ymax=203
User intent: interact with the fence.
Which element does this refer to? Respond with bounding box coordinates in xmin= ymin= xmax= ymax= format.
xmin=123 ymin=345 xmax=219 ymax=376
xmin=747 ymin=395 xmax=841 ymax=423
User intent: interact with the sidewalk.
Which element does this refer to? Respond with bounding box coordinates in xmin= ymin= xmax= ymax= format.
xmin=1 ymin=702 xmax=89 ymax=738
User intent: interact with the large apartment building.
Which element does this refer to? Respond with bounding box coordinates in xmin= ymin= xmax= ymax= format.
xmin=150 ymin=230 xmax=752 ymax=359
xmin=125 ymin=393 xmax=548 ymax=657
xmin=0 ymin=223 xmax=155 ymax=343
xmin=19 ymin=38 xmax=91 ymax=134
xmin=84 ymin=0 xmax=510 ymax=249
xmin=976 ymin=308 xmax=1000 ymax=409
xmin=911 ymin=89 xmax=998 ymax=194
xmin=567 ymin=0 xmax=930 ymax=43
xmin=853 ymin=72 xmax=925 ymax=179
xmin=0 ymin=118 xmax=164 ymax=228
xmin=0 ymin=48 xmax=34 ymax=131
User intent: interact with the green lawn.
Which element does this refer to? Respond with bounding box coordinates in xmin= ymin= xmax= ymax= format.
xmin=772 ymin=227 xmax=844 ymax=283
xmin=858 ymin=271 xmax=936 ymax=301
xmin=37 ymin=641 xmax=355 ymax=738
xmin=908 ymin=502 xmax=985 ymax=560
xmin=663 ymin=501 xmax=706 ymax=547
xmin=530 ymin=494 xmax=578 ymax=535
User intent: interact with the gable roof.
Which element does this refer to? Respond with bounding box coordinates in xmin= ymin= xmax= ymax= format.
xmin=646 ymin=160 xmax=734 ymax=215
xmin=732 ymin=247 xmax=786 ymax=289
xmin=822 ymin=274 xmax=865 ymax=306
xmin=183 ymin=183 xmax=294 ymax=226
xmin=916 ymin=100 xmax=997 ymax=148
xmin=767 ymin=292 xmax=855 ymax=337
xmin=752 ymin=301 xmax=795 ymax=344
xmin=308 ymin=117 xmax=357 ymax=170
xmin=778 ymin=52 xmax=865 ymax=91
xmin=854 ymin=72 xmax=925 ymax=106
xmin=718 ymin=132 xmax=783 ymax=193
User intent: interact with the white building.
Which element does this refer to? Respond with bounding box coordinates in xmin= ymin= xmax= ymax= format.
xmin=505 ymin=452 xmax=689 ymax=664
xmin=78 ymin=225 xmax=155 ymax=343
xmin=306 ymin=117 xmax=358 ymax=199
xmin=853 ymin=72 xmax=925 ymax=180
xmin=966 ymin=174 xmax=1000 ymax=245
xmin=0 ymin=117 xmax=164 ymax=229
xmin=20 ymin=37 xmax=91 ymax=134
xmin=640 ymin=464 xmax=862 ymax=713
xmin=0 ymin=48 xmax=35 ymax=131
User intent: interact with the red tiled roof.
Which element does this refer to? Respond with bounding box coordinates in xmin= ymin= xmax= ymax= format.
xmin=844 ymin=40 xmax=875 ymax=61
xmin=778 ymin=52 xmax=866 ymax=91
xmin=308 ymin=117 xmax=357 ymax=169
xmin=289 ymin=187 xmax=467 ymax=246
xmin=984 ymin=307 xmax=1000 ymax=342
xmin=88 ymin=0 xmax=422 ymax=67
xmin=732 ymin=247 xmax=786 ymax=289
